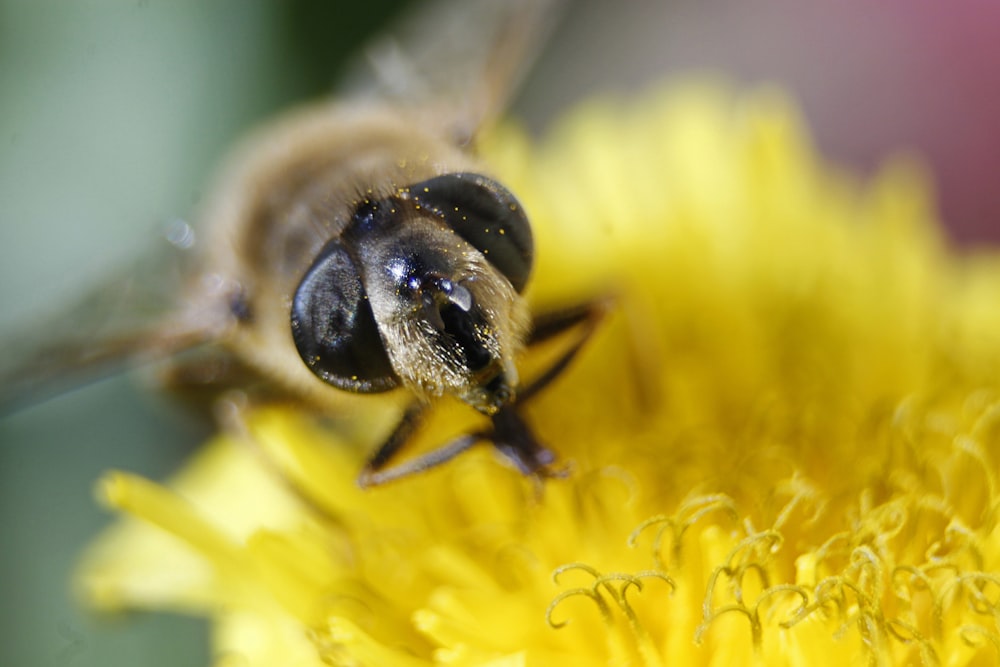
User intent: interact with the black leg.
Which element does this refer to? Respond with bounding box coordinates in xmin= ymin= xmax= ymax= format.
xmin=489 ymin=405 xmax=561 ymax=476
xmin=359 ymin=404 xmax=567 ymax=487
xmin=519 ymin=297 xmax=611 ymax=403
xmin=358 ymin=431 xmax=489 ymax=487
xmin=357 ymin=297 xmax=611 ymax=485
xmin=358 ymin=402 xmax=428 ymax=482
xmin=528 ymin=296 xmax=612 ymax=346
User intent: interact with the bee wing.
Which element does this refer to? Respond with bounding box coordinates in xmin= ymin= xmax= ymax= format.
xmin=0 ymin=227 xmax=231 ymax=413
xmin=339 ymin=0 xmax=568 ymax=139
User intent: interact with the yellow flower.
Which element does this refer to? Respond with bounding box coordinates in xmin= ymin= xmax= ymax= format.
xmin=77 ymin=81 xmax=1000 ymax=666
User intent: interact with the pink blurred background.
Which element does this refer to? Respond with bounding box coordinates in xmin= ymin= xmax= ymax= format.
xmin=524 ymin=0 xmax=1000 ymax=245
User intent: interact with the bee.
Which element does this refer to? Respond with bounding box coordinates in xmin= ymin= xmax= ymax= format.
xmin=0 ymin=0 xmax=602 ymax=485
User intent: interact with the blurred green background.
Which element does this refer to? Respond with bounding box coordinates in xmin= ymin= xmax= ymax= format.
xmin=2 ymin=1 xmax=999 ymax=666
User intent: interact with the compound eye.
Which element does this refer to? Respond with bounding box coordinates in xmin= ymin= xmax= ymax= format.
xmin=290 ymin=238 xmax=399 ymax=393
xmin=409 ymin=173 xmax=533 ymax=293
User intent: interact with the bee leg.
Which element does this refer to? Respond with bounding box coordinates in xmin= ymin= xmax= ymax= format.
xmin=519 ymin=297 xmax=612 ymax=403
xmin=358 ymin=431 xmax=491 ymax=487
xmin=358 ymin=299 xmax=612 ymax=487
xmin=359 ymin=402 xmax=489 ymax=487
xmin=358 ymin=407 xmax=563 ymax=487
xmin=361 ymin=402 xmax=426 ymax=471
xmin=488 ymin=405 xmax=561 ymax=476
xmin=469 ymin=298 xmax=610 ymax=477
xmin=528 ymin=296 xmax=612 ymax=345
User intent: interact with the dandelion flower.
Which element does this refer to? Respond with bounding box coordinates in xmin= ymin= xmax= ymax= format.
xmin=77 ymin=81 xmax=1000 ymax=666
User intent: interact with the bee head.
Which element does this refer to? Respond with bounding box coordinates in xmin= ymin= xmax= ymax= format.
xmin=291 ymin=173 xmax=533 ymax=414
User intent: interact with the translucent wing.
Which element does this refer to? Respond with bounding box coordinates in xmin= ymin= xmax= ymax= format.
xmin=0 ymin=226 xmax=231 ymax=413
xmin=338 ymin=0 xmax=567 ymax=140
